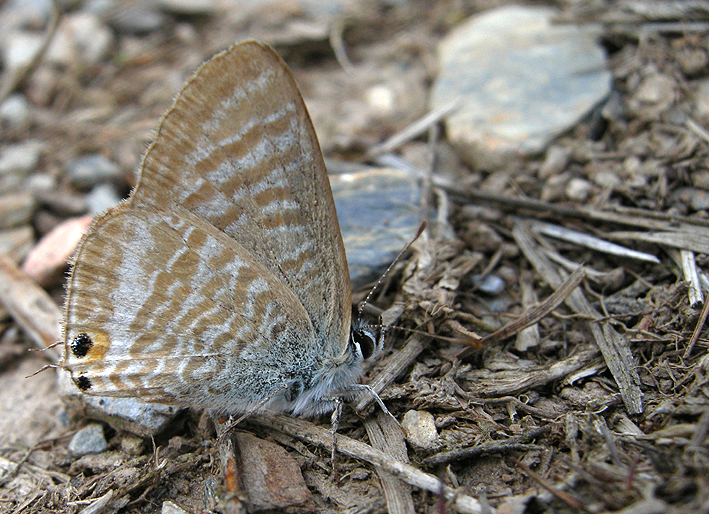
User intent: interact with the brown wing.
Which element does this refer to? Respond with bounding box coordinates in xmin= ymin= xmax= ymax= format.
xmin=63 ymin=204 xmax=317 ymax=408
xmin=63 ymin=42 xmax=352 ymax=409
xmin=132 ymin=42 xmax=351 ymax=350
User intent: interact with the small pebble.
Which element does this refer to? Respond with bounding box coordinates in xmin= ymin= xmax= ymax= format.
xmin=471 ymin=274 xmax=505 ymax=295
xmin=674 ymin=187 xmax=709 ymax=211
xmin=366 ymin=84 xmax=396 ymax=116
xmin=21 ymin=214 xmax=92 ymax=287
xmin=0 ymin=141 xmax=42 ymax=177
xmin=67 ymin=153 xmax=122 ymax=189
xmin=86 ymin=183 xmax=122 ymax=215
xmin=120 ymin=434 xmax=145 ymax=456
xmin=0 ymin=94 xmax=30 ymax=128
xmin=162 ymin=502 xmax=189 ymax=514
xmin=401 ymin=410 xmax=438 ymax=450
xmin=3 ymin=31 xmax=44 ymax=72
xmin=0 ymin=192 xmax=36 ymax=229
xmin=235 ymin=432 xmax=311 ymax=510
xmin=592 ymin=170 xmax=621 ymax=189
xmin=540 ymin=172 xmax=570 ymax=202
xmin=634 ymin=73 xmax=676 ymax=105
xmin=2 ymin=0 xmax=54 ymax=27
xmin=48 ymin=12 xmax=114 ymax=66
xmin=538 ymin=146 xmax=571 ymax=179
xmin=694 ymin=79 xmax=709 ymax=118
xmin=107 ymin=3 xmax=166 ymax=34
xmin=58 ymin=366 xmax=180 ymax=437
xmin=25 ymin=173 xmax=54 ymax=195
xmin=565 ymin=177 xmax=592 ymax=202
xmin=0 ymin=226 xmax=34 ymax=263
xmin=68 ymin=423 xmax=109 ymax=457
xmin=157 ymin=0 xmax=220 ymax=15
xmin=678 ymin=47 xmax=707 ymax=77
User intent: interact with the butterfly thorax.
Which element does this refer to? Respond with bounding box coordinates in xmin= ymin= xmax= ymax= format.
xmin=285 ymin=319 xmax=383 ymax=416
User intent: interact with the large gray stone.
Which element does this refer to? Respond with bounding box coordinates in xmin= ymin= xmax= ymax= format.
xmin=330 ymin=165 xmax=420 ymax=289
xmin=431 ymin=6 xmax=612 ymax=168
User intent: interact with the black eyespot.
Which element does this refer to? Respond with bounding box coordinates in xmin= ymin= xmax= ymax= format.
xmin=75 ymin=375 xmax=92 ymax=391
xmin=71 ymin=333 xmax=93 ymax=358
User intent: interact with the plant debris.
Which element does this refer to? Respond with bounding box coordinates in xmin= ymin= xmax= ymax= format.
xmin=1 ymin=1 xmax=709 ymax=513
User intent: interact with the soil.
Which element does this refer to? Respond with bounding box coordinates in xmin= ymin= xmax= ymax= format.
xmin=1 ymin=1 xmax=709 ymax=513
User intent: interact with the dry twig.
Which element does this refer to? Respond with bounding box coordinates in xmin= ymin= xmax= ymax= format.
xmin=249 ymin=414 xmax=490 ymax=514
xmin=512 ymin=221 xmax=643 ymax=414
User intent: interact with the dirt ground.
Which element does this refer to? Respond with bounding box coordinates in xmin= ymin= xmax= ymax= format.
xmin=1 ymin=0 xmax=709 ymax=513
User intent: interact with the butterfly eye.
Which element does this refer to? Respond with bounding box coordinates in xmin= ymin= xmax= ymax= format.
xmin=351 ymin=326 xmax=381 ymax=361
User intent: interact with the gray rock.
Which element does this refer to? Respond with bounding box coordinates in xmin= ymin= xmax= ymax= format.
xmin=471 ymin=274 xmax=505 ymax=295
xmin=71 ymin=13 xmax=114 ymax=65
xmin=431 ymin=6 xmax=612 ymax=168
xmin=157 ymin=0 xmax=219 ymax=15
xmin=48 ymin=12 xmax=114 ymax=66
xmin=694 ymin=78 xmax=709 ymax=118
xmin=541 ymin=172 xmax=570 ymax=202
xmin=106 ymin=1 xmax=166 ymax=34
xmin=592 ymin=170 xmax=621 ymax=189
xmin=300 ymin=0 xmax=350 ymax=18
xmin=565 ymin=177 xmax=593 ymax=202
xmin=0 ymin=0 xmax=55 ymax=47
xmin=84 ymin=396 xmax=180 ymax=438
xmin=538 ymin=146 xmax=572 ymax=179
xmin=634 ymin=73 xmax=675 ymax=105
xmin=0 ymin=140 xmax=42 ymax=182
xmin=0 ymin=226 xmax=34 ymax=262
xmin=68 ymin=423 xmax=109 ymax=456
xmin=674 ymin=187 xmax=709 ymax=212
xmin=67 ymin=153 xmax=122 ymax=189
xmin=86 ymin=183 xmax=123 ymax=215
xmin=25 ymin=172 xmax=56 ymax=194
xmin=0 ymin=192 xmax=36 ymax=229
xmin=329 ymin=165 xmax=420 ymax=289
xmin=2 ymin=31 xmax=44 ymax=72
xmin=162 ymin=502 xmax=190 ymax=514
xmin=0 ymin=94 xmax=30 ymax=128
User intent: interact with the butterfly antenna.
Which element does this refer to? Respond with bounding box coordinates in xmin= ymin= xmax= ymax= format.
xmin=358 ymin=220 xmax=427 ymax=318
xmin=360 ymin=321 xmax=477 ymax=345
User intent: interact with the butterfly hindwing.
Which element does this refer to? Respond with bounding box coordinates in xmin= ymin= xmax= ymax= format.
xmin=64 ymin=204 xmax=321 ymax=412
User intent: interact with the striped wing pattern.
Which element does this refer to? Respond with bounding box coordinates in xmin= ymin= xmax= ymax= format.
xmin=62 ymin=42 xmax=355 ymax=415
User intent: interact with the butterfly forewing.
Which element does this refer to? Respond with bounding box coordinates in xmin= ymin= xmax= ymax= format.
xmin=63 ymin=42 xmax=353 ymax=412
xmin=134 ymin=42 xmax=351 ymax=347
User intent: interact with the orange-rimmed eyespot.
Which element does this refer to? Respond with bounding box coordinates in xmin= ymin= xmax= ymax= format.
xmin=71 ymin=333 xmax=93 ymax=358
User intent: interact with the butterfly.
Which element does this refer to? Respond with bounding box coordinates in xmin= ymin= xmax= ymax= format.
xmin=61 ymin=41 xmax=385 ymax=417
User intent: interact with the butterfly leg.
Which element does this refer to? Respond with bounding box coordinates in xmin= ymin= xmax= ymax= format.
xmin=347 ymin=383 xmax=404 ymax=434
xmin=330 ymin=397 xmax=343 ymax=481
